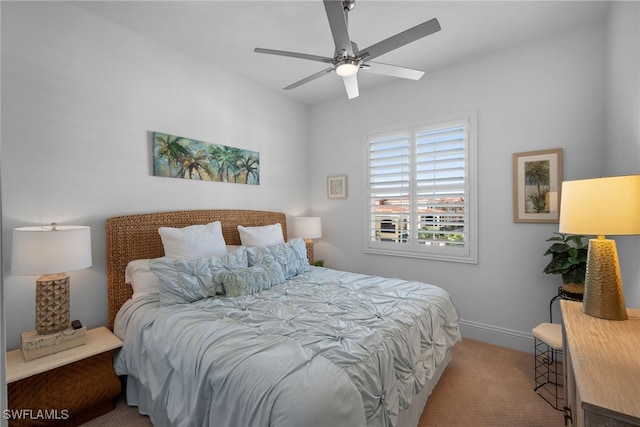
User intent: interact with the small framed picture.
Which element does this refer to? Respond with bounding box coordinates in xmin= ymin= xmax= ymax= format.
xmin=327 ymin=175 xmax=347 ymax=199
xmin=513 ymin=148 xmax=563 ymax=223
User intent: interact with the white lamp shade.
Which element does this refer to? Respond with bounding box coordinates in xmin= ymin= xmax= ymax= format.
xmin=292 ymin=217 xmax=322 ymax=239
xmin=11 ymin=225 xmax=92 ymax=275
xmin=559 ymin=175 xmax=640 ymax=236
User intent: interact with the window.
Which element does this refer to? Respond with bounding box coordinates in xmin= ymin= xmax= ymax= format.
xmin=364 ymin=111 xmax=477 ymax=263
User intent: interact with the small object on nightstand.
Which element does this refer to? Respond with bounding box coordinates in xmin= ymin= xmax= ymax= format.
xmin=20 ymin=326 xmax=87 ymax=361
xmin=72 ymin=319 xmax=83 ymax=329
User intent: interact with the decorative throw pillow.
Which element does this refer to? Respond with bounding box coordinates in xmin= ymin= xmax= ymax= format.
xmin=150 ymin=249 xmax=249 ymax=306
xmin=158 ymin=221 xmax=227 ymax=259
xmin=209 ymin=248 xmax=249 ymax=294
xmin=246 ymin=238 xmax=310 ymax=279
xmin=237 ymin=223 xmax=285 ymax=247
xmin=219 ymin=263 xmax=286 ymax=298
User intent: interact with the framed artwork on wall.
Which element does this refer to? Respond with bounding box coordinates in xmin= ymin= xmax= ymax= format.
xmin=513 ymin=148 xmax=563 ymax=223
xmin=327 ymin=175 xmax=347 ymax=199
xmin=152 ymin=132 xmax=260 ymax=185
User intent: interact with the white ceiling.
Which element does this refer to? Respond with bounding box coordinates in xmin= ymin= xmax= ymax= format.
xmin=72 ymin=1 xmax=610 ymax=105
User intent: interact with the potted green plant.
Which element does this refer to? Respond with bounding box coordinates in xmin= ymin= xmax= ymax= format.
xmin=543 ymin=232 xmax=588 ymax=298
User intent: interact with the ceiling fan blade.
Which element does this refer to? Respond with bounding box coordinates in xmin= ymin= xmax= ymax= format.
xmin=358 ymin=18 xmax=441 ymax=62
xmin=323 ymin=0 xmax=353 ymax=56
xmin=254 ymin=48 xmax=334 ymax=64
xmin=342 ymin=74 xmax=359 ymax=99
xmin=365 ymin=61 xmax=425 ymax=80
xmin=284 ymin=67 xmax=334 ymax=90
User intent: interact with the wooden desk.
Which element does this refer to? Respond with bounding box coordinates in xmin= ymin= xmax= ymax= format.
xmin=561 ymin=300 xmax=640 ymax=426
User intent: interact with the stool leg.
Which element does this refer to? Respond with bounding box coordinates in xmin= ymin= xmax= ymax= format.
xmin=534 ymin=337 xmax=564 ymax=411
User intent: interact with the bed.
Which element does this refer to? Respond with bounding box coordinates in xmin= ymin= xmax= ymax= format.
xmin=106 ymin=209 xmax=461 ymax=427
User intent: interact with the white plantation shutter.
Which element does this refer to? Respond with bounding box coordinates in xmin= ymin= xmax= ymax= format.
xmin=368 ymin=131 xmax=411 ymax=245
xmin=415 ymin=121 xmax=467 ymax=249
xmin=365 ymin=112 xmax=477 ymax=263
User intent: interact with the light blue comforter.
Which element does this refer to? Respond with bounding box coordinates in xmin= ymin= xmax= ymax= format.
xmin=114 ymin=267 xmax=460 ymax=427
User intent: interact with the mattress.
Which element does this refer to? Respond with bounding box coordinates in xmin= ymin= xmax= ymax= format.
xmin=114 ymin=267 xmax=461 ymax=427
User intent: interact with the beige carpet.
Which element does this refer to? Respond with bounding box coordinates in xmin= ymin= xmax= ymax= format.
xmin=418 ymin=338 xmax=564 ymax=427
xmin=82 ymin=338 xmax=564 ymax=426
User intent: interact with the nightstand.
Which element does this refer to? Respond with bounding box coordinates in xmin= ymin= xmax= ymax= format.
xmin=6 ymin=326 xmax=123 ymax=426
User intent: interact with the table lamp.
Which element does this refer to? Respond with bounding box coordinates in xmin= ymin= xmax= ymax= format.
xmin=292 ymin=217 xmax=322 ymax=264
xmin=11 ymin=223 xmax=92 ymax=334
xmin=559 ymin=175 xmax=640 ymax=320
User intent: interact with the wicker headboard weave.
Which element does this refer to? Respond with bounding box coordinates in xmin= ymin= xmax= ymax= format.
xmin=105 ymin=209 xmax=287 ymax=329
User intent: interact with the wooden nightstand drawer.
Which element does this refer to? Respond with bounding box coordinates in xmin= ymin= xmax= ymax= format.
xmin=6 ymin=327 xmax=123 ymax=426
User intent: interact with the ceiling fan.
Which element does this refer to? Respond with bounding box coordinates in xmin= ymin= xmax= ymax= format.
xmin=254 ymin=0 xmax=441 ymax=100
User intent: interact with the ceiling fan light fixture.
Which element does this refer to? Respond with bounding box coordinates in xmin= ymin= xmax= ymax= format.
xmin=254 ymin=0 xmax=439 ymax=99
xmin=335 ymin=60 xmax=359 ymax=77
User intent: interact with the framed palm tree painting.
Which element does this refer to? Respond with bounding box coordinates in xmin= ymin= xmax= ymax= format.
xmin=513 ymin=148 xmax=563 ymax=223
xmin=152 ymin=132 xmax=259 ymax=185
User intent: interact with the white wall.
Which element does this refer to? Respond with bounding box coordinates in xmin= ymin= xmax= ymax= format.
xmin=604 ymin=1 xmax=640 ymax=307
xmin=1 ymin=2 xmax=310 ymax=350
xmin=309 ymin=23 xmax=609 ymax=351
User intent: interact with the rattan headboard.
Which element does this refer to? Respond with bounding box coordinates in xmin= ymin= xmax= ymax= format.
xmin=105 ymin=209 xmax=287 ymax=329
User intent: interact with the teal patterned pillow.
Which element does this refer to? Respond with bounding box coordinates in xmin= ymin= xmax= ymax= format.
xmin=150 ymin=248 xmax=248 ymax=306
xmin=246 ymin=238 xmax=310 ymax=279
xmin=219 ymin=262 xmax=286 ymax=297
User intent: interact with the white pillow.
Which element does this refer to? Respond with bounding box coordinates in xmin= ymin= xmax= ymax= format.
xmin=237 ymin=223 xmax=285 ymax=247
xmin=125 ymin=259 xmax=160 ymax=299
xmin=158 ymin=221 xmax=227 ymax=259
xmin=125 ymin=259 xmax=151 ymax=283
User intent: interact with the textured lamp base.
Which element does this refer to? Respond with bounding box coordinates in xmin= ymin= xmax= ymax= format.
xmin=36 ymin=273 xmax=71 ymax=334
xmin=583 ymin=238 xmax=627 ymax=321
xmin=304 ymin=239 xmax=315 ymax=265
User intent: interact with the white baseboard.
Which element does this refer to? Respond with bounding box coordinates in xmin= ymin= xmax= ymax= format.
xmin=459 ymin=319 xmax=535 ymax=353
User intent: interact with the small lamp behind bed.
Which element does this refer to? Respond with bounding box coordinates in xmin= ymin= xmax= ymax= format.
xmin=292 ymin=216 xmax=322 ymax=264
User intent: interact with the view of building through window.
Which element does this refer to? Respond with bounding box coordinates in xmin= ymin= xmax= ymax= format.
xmin=366 ymin=112 xmax=476 ymax=262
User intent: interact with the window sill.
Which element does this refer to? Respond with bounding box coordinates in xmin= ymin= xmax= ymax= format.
xmin=364 ymin=247 xmax=478 ymax=264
